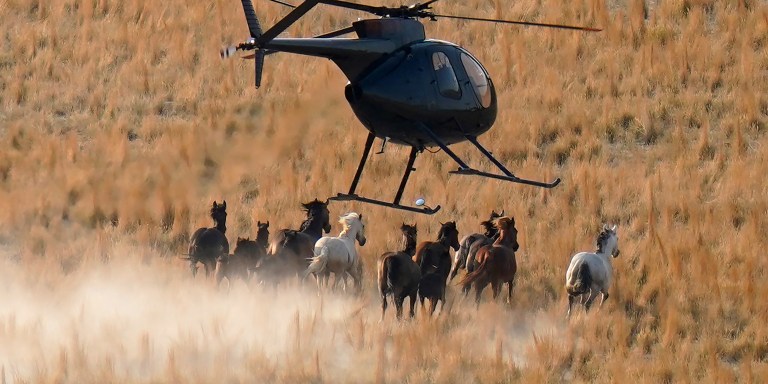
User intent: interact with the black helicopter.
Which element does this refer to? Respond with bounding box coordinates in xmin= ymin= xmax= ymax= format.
xmin=221 ymin=0 xmax=600 ymax=214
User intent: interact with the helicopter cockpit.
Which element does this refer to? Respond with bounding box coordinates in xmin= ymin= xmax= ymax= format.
xmin=426 ymin=44 xmax=493 ymax=110
xmin=459 ymin=51 xmax=492 ymax=108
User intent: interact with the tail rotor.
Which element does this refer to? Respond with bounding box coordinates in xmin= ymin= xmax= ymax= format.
xmin=220 ymin=0 xmax=266 ymax=88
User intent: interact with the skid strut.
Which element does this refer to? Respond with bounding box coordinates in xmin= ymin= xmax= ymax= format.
xmin=329 ymin=132 xmax=440 ymax=215
xmin=415 ymin=124 xmax=561 ymax=188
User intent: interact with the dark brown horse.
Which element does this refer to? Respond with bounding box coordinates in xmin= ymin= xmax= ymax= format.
xmin=459 ymin=216 xmax=520 ymax=304
xmin=413 ymin=221 xmax=460 ymax=315
xmin=255 ymin=199 xmax=330 ymax=283
xmin=449 ymin=210 xmax=504 ymax=282
xmin=400 ymin=223 xmax=418 ymax=258
xmin=186 ymin=201 xmax=229 ymax=277
xmin=378 ymin=223 xmax=420 ymax=320
xmin=214 ymin=221 xmax=270 ymax=285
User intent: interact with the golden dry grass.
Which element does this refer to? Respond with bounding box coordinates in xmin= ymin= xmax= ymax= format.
xmin=1 ymin=0 xmax=768 ymax=382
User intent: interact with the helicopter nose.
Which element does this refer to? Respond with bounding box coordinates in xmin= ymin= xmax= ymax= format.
xmin=344 ymin=83 xmax=364 ymax=102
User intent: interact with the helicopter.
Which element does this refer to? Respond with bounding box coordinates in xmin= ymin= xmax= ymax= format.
xmin=220 ymin=0 xmax=600 ymax=214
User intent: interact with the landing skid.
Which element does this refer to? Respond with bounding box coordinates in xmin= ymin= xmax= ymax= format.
xmin=329 ymin=193 xmax=441 ymax=214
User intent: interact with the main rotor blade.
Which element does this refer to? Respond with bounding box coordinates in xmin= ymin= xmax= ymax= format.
xmin=315 ymin=25 xmax=356 ymax=38
xmin=267 ymin=0 xmax=297 ymax=8
xmin=432 ymin=13 xmax=601 ymax=32
xmin=319 ymin=0 xmax=383 ymax=15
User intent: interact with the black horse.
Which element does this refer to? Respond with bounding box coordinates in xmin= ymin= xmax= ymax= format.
xmin=187 ymin=201 xmax=229 ymax=277
xmin=414 ymin=221 xmax=460 ymax=316
xmin=378 ymin=223 xmax=420 ymax=320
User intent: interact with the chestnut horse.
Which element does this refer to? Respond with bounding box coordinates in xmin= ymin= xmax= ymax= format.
xmin=378 ymin=223 xmax=420 ymax=320
xmin=414 ymin=221 xmax=460 ymax=315
xmin=459 ymin=217 xmax=519 ymax=304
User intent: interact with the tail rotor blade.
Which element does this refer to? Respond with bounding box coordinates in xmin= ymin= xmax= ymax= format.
xmin=254 ymin=49 xmax=265 ymax=88
xmin=220 ymin=45 xmax=238 ymax=59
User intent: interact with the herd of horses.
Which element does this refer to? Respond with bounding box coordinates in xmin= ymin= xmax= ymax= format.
xmin=181 ymin=200 xmax=621 ymax=319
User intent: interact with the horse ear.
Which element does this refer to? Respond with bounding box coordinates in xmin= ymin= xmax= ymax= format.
xmin=602 ymin=224 xmax=609 ymax=231
xmin=257 ymin=221 xmax=262 ymax=226
xmin=510 ymin=217 xmax=515 ymax=226
xmin=612 ymin=224 xmax=618 ymax=232
xmin=500 ymin=209 xmax=505 ymax=216
xmin=324 ymin=198 xmax=329 ymax=204
xmin=266 ymin=221 xmax=270 ymax=226
xmin=222 ymin=200 xmax=227 ymax=209
xmin=359 ymin=213 xmax=363 ymax=220
xmin=212 ymin=201 xmax=217 ymax=208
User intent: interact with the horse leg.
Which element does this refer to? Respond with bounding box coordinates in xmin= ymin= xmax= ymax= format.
xmin=395 ymin=296 xmax=405 ymax=320
xmin=189 ymin=261 xmax=198 ymax=277
xmin=491 ymin=280 xmax=501 ymax=300
xmin=381 ymin=294 xmax=388 ymax=321
xmin=567 ymin=295 xmax=575 ymax=318
xmin=600 ymin=290 xmax=610 ymax=308
xmin=428 ymin=298 xmax=438 ymax=316
xmin=408 ymin=291 xmax=418 ymax=319
xmin=474 ymin=281 xmax=487 ymax=305
xmin=506 ymin=279 xmax=515 ymax=305
xmin=584 ymin=289 xmax=598 ymax=312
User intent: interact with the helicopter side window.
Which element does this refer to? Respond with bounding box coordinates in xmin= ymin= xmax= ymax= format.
xmin=431 ymin=52 xmax=461 ymax=99
xmin=460 ymin=53 xmax=491 ymax=108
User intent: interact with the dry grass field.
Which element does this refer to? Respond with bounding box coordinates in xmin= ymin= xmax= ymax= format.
xmin=1 ymin=0 xmax=768 ymax=382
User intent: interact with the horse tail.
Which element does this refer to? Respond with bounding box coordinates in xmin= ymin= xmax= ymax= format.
xmin=304 ymin=246 xmax=329 ymax=278
xmin=458 ymin=252 xmax=491 ymax=289
xmin=378 ymin=255 xmax=395 ymax=295
xmin=566 ymin=262 xmax=592 ymax=296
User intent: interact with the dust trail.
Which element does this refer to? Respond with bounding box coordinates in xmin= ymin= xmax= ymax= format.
xmin=0 ymin=255 xmax=565 ymax=382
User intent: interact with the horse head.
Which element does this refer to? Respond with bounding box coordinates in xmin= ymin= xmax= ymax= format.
xmin=256 ymin=221 xmax=270 ymax=247
xmin=597 ymin=224 xmax=620 ymax=258
xmin=303 ymin=198 xmax=331 ymax=234
xmin=495 ymin=216 xmax=519 ymax=252
xmin=489 ymin=209 xmax=504 ymax=221
xmin=438 ymin=221 xmax=460 ymax=252
xmin=356 ymin=213 xmax=367 ymax=246
xmin=210 ymin=200 xmax=228 ymax=232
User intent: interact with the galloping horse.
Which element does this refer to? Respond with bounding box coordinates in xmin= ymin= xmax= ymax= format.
xmin=305 ymin=212 xmax=367 ymax=292
xmin=414 ymin=221 xmax=460 ymax=315
xmin=186 ymin=201 xmax=229 ymax=277
xmin=400 ymin=223 xmax=418 ymax=258
xmin=214 ymin=221 xmax=269 ymax=285
xmin=459 ymin=217 xmax=520 ymax=304
xmin=449 ymin=210 xmax=503 ymax=282
xmin=378 ymin=223 xmax=420 ymax=320
xmin=259 ymin=199 xmax=331 ymax=281
xmin=565 ymin=225 xmax=620 ymax=318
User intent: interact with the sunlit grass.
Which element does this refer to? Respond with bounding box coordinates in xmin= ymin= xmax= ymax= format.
xmin=0 ymin=0 xmax=767 ymax=382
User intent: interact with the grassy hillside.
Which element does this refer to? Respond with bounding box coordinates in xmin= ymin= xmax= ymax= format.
xmin=1 ymin=0 xmax=767 ymax=382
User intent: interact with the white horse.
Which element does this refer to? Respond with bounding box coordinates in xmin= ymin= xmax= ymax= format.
xmin=305 ymin=212 xmax=367 ymax=291
xmin=565 ymin=224 xmax=620 ymax=317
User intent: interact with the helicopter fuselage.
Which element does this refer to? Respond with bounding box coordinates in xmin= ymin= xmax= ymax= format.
xmin=263 ymin=18 xmax=497 ymax=147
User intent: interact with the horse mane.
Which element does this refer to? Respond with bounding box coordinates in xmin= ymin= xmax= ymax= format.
xmin=338 ymin=212 xmax=361 ymax=237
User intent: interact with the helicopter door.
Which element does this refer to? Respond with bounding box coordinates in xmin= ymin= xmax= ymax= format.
xmin=431 ymin=52 xmax=461 ymax=100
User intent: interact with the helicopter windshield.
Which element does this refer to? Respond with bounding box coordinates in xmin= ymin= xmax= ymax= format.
xmin=432 ymin=52 xmax=461 ymax=99
xmin=460 ymin=53 xmax=491 ymax=108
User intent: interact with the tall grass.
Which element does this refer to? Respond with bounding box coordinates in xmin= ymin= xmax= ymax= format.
xmin=1 ymin=0 xmax=767 ymax=382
